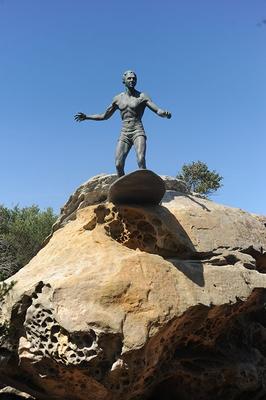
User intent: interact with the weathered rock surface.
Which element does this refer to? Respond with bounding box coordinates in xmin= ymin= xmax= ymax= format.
xmin=162 ymin=192 xmax=266 ymax=269
xmin=0 ymin=173 xmax=266 ymax=400
xmin=52 ymin=173 xmax=188 ymax=232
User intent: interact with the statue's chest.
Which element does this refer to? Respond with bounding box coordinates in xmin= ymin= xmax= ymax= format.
xmin=118 ymin=95 xmax=145 ymax=111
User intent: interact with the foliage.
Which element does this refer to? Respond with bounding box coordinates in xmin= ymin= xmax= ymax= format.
xmin=0 ymin=271 xmax=8 ymax=282
xmin=0 ymin=280 xmax=16 ymax=345
xmin=0 ymin=321 xmax=10 ymax=345
xmin=0 ymin=280 xmax=16 ymax=302
xmin=0 ymin=205 xmax=57 ymax=269
xmin=177 ymin=161 xmax=223 ymax=196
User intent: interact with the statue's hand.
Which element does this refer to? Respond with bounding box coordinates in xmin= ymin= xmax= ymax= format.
xmin=164 ymin=110 xmax=172 ymax=119
xmin=74 ymin=112 xmax=87 ymax=122
xmin=158 ymin=109 xmax=172 ymax=119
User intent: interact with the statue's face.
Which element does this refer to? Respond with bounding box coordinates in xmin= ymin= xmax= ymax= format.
xmin=124 ymin=73 xmax=137 ymax=89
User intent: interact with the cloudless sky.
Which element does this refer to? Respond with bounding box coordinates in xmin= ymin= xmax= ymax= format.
xmin=0 ymin=0 xmax=265 ymax=214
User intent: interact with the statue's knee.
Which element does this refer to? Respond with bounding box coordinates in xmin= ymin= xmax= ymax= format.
xmin=115 ymin=158 xmax=125 ymax=174
xmin=115 ymin=159 xmax=123 ymax=170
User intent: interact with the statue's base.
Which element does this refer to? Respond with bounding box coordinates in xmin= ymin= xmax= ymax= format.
xmin=108 ymin=169 xmax=166 ymax=205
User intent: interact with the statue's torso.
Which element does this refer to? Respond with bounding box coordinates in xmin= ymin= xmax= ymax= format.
xmin=115 ymin=91 xmax=148 ymax=143
xmin=116 ymin=91 xmax=148 ymax=123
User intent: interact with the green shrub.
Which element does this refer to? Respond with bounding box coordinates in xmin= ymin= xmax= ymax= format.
xmin=177 ymin=161 xmax=223 ymax=197
xmin=0 ymin=205 xmax=57 ymax=271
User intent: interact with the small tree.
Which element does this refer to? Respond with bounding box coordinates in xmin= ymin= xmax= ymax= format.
xmin=177 ymin=161 xmax=223 ymax=196
xmin=0 ymin=205 xmax=57 ymax=272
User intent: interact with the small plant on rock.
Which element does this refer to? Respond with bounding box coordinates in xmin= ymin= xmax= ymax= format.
xmin=177 ymin=160 xmax=223 ymax=197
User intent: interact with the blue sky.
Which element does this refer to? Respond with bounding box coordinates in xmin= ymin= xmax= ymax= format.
xmin=0 ymin=0 xmax=265 ymax=214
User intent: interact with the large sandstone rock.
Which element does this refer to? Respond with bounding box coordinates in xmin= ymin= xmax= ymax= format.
xmin=52 ymin=174 xmax=188 ymax=232
xmin=162 ymin=191 xmax=266 ymax=262
xmin=0 ymin=174 xmax=266 ymax=400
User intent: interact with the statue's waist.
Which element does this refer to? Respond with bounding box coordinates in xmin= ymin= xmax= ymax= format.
xmin=121 ymin=119 xmax=144 ymax=131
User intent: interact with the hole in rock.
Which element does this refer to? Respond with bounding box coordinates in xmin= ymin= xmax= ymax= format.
xmin=86 ymin=350 xmax=97 ymax=357
xmin=105 ymin=220 xmax=124 ymax=241
xmin=123 ymin=211 xmax=142 ymax=223
xmin=83 ymin=218 xmax=97 ymax=231
xmin=51 ymin=325 xmax=60 ymax=335
xmin=95 ymin=205 xmax=110 ymax=224
xmin=256 ymin=253 xmax=266 ymax=273
xmin=241 ymin=247 xmax=266 ymax=273
xmin=143 ymin=234 xmax=156 ymax=247
xmin=224 ymin=254 xmax=238 ymax=264
xmin=137 ymin=221 xmax=155 ymax=234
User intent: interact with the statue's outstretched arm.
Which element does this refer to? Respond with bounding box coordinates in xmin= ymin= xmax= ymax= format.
xmin=146 ymin=97 xmax=171 ymax=119
xmin=74 ymin=100 xmax=118 ymax=122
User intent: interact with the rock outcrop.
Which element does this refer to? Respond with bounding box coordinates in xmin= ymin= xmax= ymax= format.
xmin=0 ymin=174 xmax=266 ymax=400
xmin=52 ymin=174 xmax=188 ymax=233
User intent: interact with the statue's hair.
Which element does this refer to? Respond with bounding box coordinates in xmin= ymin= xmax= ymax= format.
xmin=122 ymin=70 xmax=137 ymax=84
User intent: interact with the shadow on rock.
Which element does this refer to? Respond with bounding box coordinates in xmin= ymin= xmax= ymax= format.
xmin=162 ymin=190 xmax=211 ymax=212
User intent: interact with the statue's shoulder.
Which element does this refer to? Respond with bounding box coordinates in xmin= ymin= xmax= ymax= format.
xmin=113 ymin=92 xmax=124 ymax=103
xmin=140 ymin=92 xmax=151 ymax=102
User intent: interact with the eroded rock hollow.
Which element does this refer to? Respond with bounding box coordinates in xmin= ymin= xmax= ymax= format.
xmin=0 ymin=174 xmax=266 ymax=400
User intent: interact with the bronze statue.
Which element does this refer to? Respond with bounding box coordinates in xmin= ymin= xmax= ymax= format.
xmin=74 ymin=71 xmax=171 ymax=177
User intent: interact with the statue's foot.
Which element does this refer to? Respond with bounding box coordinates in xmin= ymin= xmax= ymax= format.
xmin=116 ymin=171 xmax=125 ymax=178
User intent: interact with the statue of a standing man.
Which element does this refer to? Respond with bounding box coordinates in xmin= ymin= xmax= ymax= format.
xmin=74 ymin=71 xmax=171 ymax=177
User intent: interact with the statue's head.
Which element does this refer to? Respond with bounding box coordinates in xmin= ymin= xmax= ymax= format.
xmin=122 ymin=70 xmax=137 ymax=89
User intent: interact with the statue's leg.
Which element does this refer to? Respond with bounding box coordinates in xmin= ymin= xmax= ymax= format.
xmin=115 ymin=140 xmax=131 ymax=177
xmin=134 ymin=136 xmax=147 ymax=169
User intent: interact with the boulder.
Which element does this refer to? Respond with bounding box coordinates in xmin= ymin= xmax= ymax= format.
xmin=0 ymin=174 xmax=266 ymax=400
xmin=52 ymin=174 xmax=188 ymax=232
xmin=162 ymin=192 xmax=266 ymax=260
